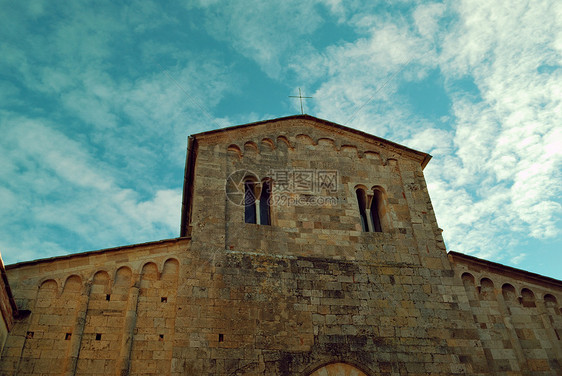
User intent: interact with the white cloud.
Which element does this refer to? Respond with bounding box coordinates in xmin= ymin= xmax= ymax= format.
xmin=285 ymin=0 xmax=562 ymax=266
xmin=0 ymin=0 xmax=560 ymax=275
xmin=288 ymin=13 xmax=437 ymax=135
xmin=413 ymin=3 xmax=446 ymax=39
xmin=187 ymin=0 xmax=338 ymax=78
xmin=435 ymin=0 xmax=562 ymax=261
xmin=0 ymin=2 xmax=242 ymax=263
xmin=0 ymin=114 xmax=182 ymax=263
xmin=402 ymin=128 xmax=453 ymax=156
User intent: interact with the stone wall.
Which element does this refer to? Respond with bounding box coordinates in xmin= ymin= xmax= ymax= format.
xmin=189 ymin=117 xmax=445 ymax=267
xmin=0 ymin=253 xmax=17 ymax=358
xmin=0 ymin=239 xmax=186 ymax=375
xmin=2 ymin=116 xmax=561 ymax=375
xmin=3 ymin=241 xmax=562 ymax=375
xmin=173 ymin=117 xmax=488 ymax=374
xmin=2 ymin=238 xmax=485 ymax=375
xmin=450 ymin=251 xmax=562 ymax=374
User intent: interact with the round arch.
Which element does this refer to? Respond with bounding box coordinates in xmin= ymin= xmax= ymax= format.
xmin=308 ymin=362 xmax=370 ymax=376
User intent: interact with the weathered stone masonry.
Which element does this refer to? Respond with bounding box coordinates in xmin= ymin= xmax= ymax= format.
xmin=0 ymin=257 xmax=17 ymax=358
xmin=1 ymin=115 xmax=561 ymax=375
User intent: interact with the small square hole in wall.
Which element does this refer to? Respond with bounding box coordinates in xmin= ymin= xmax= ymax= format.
xmin=65 ymin=333 xmax=72 ymax=340
xmin=95 ymin=333 xmax=102 ymax=341
xmin=218 ymin=333 xmax=224 ymax=342
xmin=161 ymin=297 xmax=167 ymax=303
xmin=159 ymin=334 xmax=164 ymax=341
xmin=26 ymin=331 xmax=34 ymax=339
xmin=106 ymin=294 xmax=111 ymax=301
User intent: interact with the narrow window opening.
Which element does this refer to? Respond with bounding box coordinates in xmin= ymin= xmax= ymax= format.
xmin=161 ymin=297 xmax=167 ymax=303
xmin=355 ymin=188 xmax=369 ymax=232
xmin=244 ymin=180 xmax=257 ymax=224
xmin=260 ymin=180 xmax=271 ymax=225
xmin=65 ymin=333 xmax=72 ymax=340
xmin=26 ymin=331 xmax=34 ymax=339
xmin=218 ymin=333 xmax=224 ymax=342
xmin=370 ymin=190 xmax=383 ymax=232
xmin=105 ymin=294 xmax=111 ymax=301
xmin=95 ymin=333 xmax=102 ymax=340
xmin=159 ymin=334 xmax=164 ymax=341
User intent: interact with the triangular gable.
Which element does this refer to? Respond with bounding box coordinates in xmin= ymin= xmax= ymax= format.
xmin=180 ymin=115 xmax=432 ymax=236
xmin=191 ymin=114 xmax=431 ymax=169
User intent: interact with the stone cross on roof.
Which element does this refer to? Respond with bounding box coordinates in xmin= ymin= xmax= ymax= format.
xmin=289 ymin=88 xmax=312 ymax=114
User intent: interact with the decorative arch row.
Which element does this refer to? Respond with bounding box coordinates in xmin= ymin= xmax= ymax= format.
xmin=37 ymin=258 xmax=180 ymax=296
xmin=355 ymin=185 xmax=389 ymax=233
xmin=227 ymin=134 xmax=398 ymax=164
xmin=461 ymin=272 xmax=560 ymax=312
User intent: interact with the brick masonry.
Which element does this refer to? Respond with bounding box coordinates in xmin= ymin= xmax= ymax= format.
xmin=1 ymin=115 xmax=561 ymax=375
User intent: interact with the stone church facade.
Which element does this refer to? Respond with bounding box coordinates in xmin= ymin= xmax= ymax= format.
xmin=0 ymin=115 xmax=561 ymax=375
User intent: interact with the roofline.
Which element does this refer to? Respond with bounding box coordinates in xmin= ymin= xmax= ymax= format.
xmin=180 ymin=136 xmax=197 ymax=237
xmin=6 ymin=237 xmax=191 ymax=270
xmin=0 ymin=255 xmax=18 ymax=319
xmin=192 ymin=114 xmax=432 ymax=169
xmin=448 ymin=251 xmax=562 ymax=289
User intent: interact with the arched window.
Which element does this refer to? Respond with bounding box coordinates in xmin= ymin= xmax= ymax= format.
xmin=461 ymin=272 xmax=475 ymax=288
xmin=370 ymin=188 xmax=384 ymax=233
xmin=502 ymin=283 xmax=516 ymax=302
xmin=544 ymin=294 xmax=558 ymax=309
xmin=520 ymin=288 xmax=536 ymax=307
xmin=260 ymin=179 xmax=271 ymax=225
xmin=355 ymin=188 xmax=369 ymax=232
xmin=479 ymin=278 xmax=495 ymax=300
xmin=244 ymin=179 xmax=257 ymax=224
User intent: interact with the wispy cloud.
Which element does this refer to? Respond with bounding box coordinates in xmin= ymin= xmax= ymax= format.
xmin=286 ymin=0 xmax=562 ymax=266
xmin=187 ymin=0 xmax=345 ymax=79
xmin=0 ymin=2 xmax=237 ymax=263
xmin=0 ymin=0 xmax=560 ymax=277
xmin=0 ymin=114 xmax=182 ymax=262
xmin=436 ymin=0 xmax=562 ymax=259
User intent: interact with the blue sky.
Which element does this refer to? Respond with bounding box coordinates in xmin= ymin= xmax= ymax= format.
xmin=1 ymin=1 xmax=561 ymax=278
